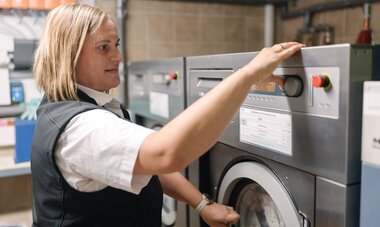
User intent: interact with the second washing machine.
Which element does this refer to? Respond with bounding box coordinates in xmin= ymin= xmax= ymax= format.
xmin=128 ymin=57 xmax=188 ymax=227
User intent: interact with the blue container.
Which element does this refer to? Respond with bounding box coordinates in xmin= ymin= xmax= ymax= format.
xmin=15 ymin=120 xmax=36 ymax=163
xmin=360 ymin=163 xmax=380 ymax=227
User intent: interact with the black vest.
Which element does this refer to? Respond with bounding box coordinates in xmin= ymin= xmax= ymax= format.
xmin=31 ymin=91 xmax=162 ymax=227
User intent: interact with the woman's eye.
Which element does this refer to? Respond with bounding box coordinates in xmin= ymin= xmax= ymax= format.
xmin=98 ymin=45 xmax=110 ymax=52
xmin=96 ymin=42 xmax=118 ymax=53
xmin=99 ymin=45 xmax=109 ymax=51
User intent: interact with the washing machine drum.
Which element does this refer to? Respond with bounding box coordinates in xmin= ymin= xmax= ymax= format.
xmin=217 ymin=162 xmax=309 ymax=227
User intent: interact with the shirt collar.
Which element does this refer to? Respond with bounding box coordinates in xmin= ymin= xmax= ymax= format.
xmin=76 ymin=84 xmax=114 ymax=107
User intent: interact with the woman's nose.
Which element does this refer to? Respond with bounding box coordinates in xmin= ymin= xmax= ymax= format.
xmin=111 ymin=48 xmax=123 ymax=62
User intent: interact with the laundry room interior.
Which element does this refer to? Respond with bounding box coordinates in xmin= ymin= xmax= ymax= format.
xmin=1 ymin=0 xmax=380 ymax=226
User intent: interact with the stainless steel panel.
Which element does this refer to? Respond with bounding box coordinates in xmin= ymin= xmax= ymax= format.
xmin=315 ymin=177 xmax=360 ymax=227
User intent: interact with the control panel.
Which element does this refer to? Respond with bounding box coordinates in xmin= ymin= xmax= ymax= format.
xmin=189 ymin=66 xmax=339 ymax=119
xmin=150 ymin=71 xmax=180 ymax=93
xmin=128 ymin=57 xmax=186 ymax=122
xmin=152 ymin=72 xmax=178 ymax=86
xmin=245 ymin=67 xmax=340 ymax=119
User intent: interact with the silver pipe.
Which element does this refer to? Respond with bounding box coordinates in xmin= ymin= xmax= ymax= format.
xmin=116 ymin=0 xmax=127 ymax=105
xmin=264 ymin=4 xmax=275 ymax=47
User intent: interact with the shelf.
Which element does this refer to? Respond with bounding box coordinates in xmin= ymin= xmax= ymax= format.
xmin=10 ymin=70 xmax=34 ymax=80
xmin=0 ymin=209 xmax=32 ymax=227
xmin=0 ymin=147 xmax=30 ymax=178
xmin=0 ymin=105 xmax=25 ymax=118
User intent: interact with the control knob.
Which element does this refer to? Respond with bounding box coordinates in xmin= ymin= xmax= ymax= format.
xmin=284 ymin=76 xmax=303 ymax=97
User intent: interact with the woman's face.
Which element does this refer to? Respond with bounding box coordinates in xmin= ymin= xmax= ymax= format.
xmin=76 ymin=19 xmax=122 ymax=92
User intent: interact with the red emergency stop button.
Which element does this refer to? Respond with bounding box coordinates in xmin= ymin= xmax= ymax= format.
xmin=169 ymin=72 xmax=178 ymax=80
xmin=312 ymin=75 xmax=331 ymax=88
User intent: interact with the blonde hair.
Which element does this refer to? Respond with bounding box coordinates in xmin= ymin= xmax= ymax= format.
xmin=33 ymin=3 xmax=110 ymax=101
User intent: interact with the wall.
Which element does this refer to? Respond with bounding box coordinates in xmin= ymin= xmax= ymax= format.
xmin=126 ymin=0 xmax=266 ymax=62
xmin=276 ymin=0 xmax=380 ymax=44
xmin=95 ymin=0 xmax=116 ymax=19
xmin=125 ymin=0 xmax=380 ymax=64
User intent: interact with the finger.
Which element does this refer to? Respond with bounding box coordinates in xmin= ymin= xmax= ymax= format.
xmin=225 ymin=206 xmax=234 ymax=211
xmin=272 ymin=43 xmax=285 ymax=53
xmin=272 ymin=42 xmax=299 ymax=52
xmin=279 ymin=43 xmax=304 ymax=59
xmin=279 ymin=41 xmax=302 ymax=49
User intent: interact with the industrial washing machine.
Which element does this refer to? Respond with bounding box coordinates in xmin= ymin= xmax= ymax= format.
xmin=128 ymin=57 xmax=188 ymax=227
xmin=186 ymin=44 xmax=373 ymax=227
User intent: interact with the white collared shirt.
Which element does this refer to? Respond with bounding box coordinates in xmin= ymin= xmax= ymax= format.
xmin=55 ymin=85 xmax=154 ymax=194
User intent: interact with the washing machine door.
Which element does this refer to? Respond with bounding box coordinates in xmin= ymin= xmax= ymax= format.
xmin=218 ymin=162 xmax=308 ymax=227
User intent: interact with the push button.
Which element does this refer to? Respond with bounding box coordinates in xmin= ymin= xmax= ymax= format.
xmin=164 ymin=72 xmax=178 ymax=85
xmin=312 ymin=74 xmax=331 ymax=89
xmin=169 ymin=72 xmax=178 ymax=80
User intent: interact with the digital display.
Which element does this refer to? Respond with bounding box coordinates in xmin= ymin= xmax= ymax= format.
xmin=250 ymin=82 xmax=277 ymax=93
xmin=152 ymin=74 xmax=164 ymax=84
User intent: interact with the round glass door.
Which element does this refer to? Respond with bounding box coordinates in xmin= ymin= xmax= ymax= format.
xmin=234 ymin=181 xmax=285 ymax=226
xmin=218 ymin=162 xmax=307 ymax=227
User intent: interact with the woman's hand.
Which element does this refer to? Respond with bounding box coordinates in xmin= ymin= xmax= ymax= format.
xmin=240 ymin=42 xmax=304 ymax=85
xmin=200 ymin=203 xmax=240 ymax=227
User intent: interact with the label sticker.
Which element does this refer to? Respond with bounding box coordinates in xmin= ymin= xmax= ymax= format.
xmin=240 ymin=107 xmax=292 ymax=156
xmin=150 ymin=91 xmax=169 ymax=119
xmin=363 ymin=84 xmax=380 ymax=116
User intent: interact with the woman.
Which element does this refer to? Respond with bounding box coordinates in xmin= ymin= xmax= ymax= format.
xmin=31 ymin=3 xmax=303 ymax=227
